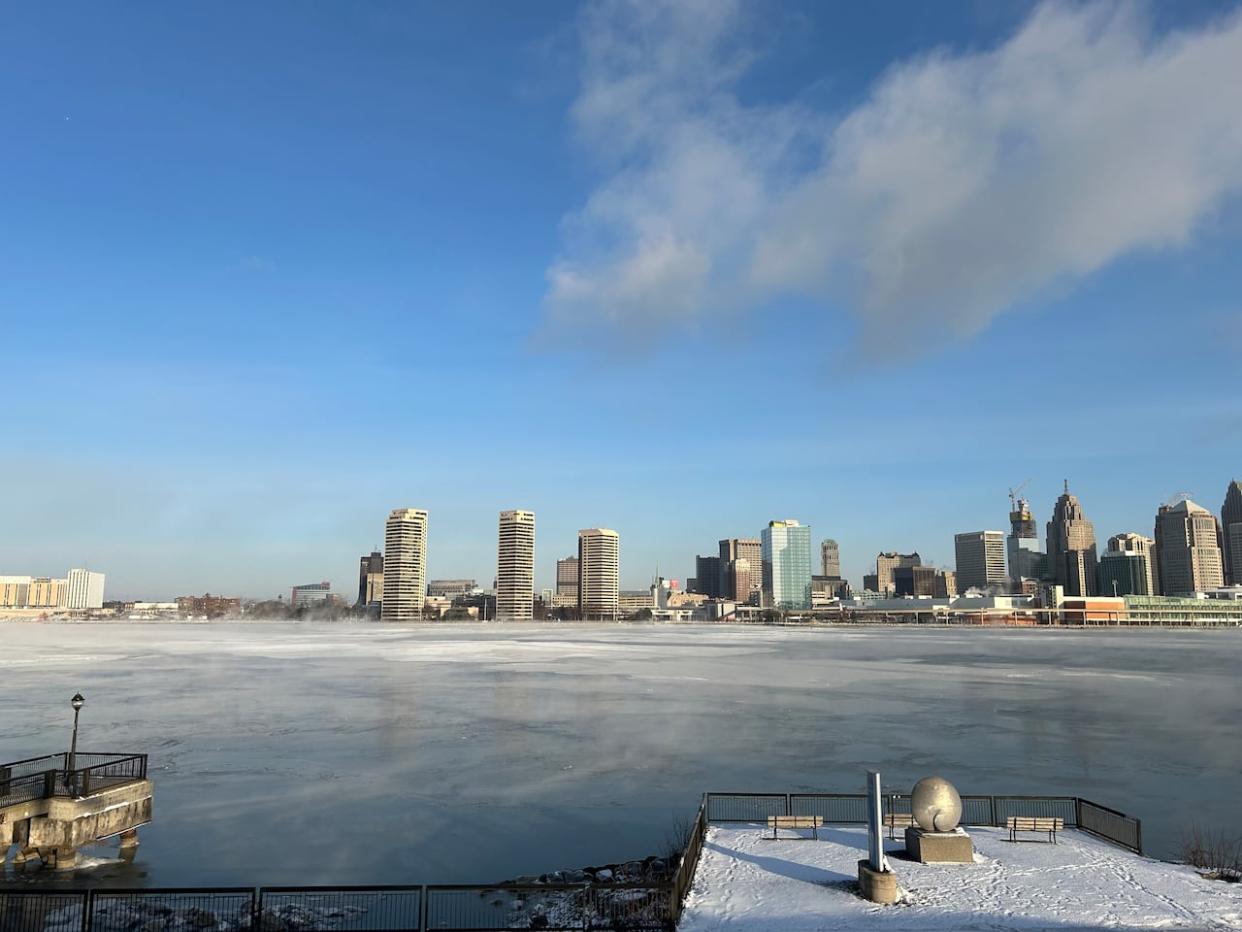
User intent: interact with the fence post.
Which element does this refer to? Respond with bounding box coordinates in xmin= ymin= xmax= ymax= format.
xmin=785 ymin=794 xmax=791 ymax=816
xmin=1134 ymin=818 xmax=1143 ymax=855
xmin=43 ymin=769 xmax=56 ymax=798
xmin=989 ymin=796 xmax=996 ymax=827
xmin=82 ymin=890 xmax=93 ymax=932
xmin=419 ymin=885 xmax=428 ymax=932
xmin=1075 ymin=797 xmax=1082 ymax=829
xmin=251 ymin=887 xmax=260 ymax=931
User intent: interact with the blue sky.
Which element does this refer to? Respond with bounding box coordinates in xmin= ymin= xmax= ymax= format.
xmin=3 ymin=1 xmax=1241 ymax=599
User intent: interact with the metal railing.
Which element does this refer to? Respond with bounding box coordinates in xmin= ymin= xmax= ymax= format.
xmin=0 ymin=753 xmax=147 ymax=806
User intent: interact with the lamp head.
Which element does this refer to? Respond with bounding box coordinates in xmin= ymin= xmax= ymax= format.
xmin=71 ymin=693 xmax=85 ymax=711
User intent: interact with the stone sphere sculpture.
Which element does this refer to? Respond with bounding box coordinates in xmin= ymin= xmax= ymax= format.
xmin=911 ymin=776 xmax=962 ymax=833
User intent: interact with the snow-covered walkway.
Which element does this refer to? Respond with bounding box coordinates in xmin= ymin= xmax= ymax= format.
xmin=678 ymin=824 xmax=1242 ymax=931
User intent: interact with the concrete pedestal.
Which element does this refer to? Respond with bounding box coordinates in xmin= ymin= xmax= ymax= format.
xmin=857 ymin=859 xmax=899 ymax=904
xmin=905 ymin=827 xmax=974 ymax=864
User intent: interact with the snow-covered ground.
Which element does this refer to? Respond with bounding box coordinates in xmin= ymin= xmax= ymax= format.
xmin=679 ymin=824 xmax=1242 ymax=931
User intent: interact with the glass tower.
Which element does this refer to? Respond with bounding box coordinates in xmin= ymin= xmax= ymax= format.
xmin=761 ymin=520 xmax=813 ymax=609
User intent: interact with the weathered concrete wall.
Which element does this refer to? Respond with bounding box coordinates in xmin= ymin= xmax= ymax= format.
xmin=28 ymin=780 xmax=153 ymax=849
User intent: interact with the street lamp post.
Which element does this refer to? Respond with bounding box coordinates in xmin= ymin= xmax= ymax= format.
xmin=69 ymin=693 xmax=85 ymax=786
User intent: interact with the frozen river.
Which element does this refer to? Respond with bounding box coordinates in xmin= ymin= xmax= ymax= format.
xmin=1 ymin=622 xmax=1239 ymax=887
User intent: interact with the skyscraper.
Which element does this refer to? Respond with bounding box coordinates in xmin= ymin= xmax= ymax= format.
xmin=356 ymin=551 xmax=384 ymax=607
xmin=1006 ymin=497 xmax=1046 ymax=587
xmin=497 ymin=509 xmax=535 ymax=621
xmin=820 ymin=539 xmax=841 ymax=578
xmin=556 ymin=556 xmax=579 ymax=599
xmin=954 ymin=531 xmax=1006 ymax=591
xmin=875 ymin=552 xmax=920 ymax=595
xmin=382 ymin=508 xmax=428 ymax=622
xmin=761 ymin=520 xmax=812 ymax=610
xmin=1098 ymin=532 xmax=1156 ymax=596
xmin=578 ymin=528 xmax=620 ymax=619
xmin=719 ymin=538 xmax=762 ymax=602
xmin=1222 ymin=480 xmax=1242 ymax=586
xmin=1046 ymin=482 xmax=1097 ymax=596
xmin=1155 ymin=499 xmax=1224 ymax=596
xmin=693 ymin=555 xmax=722 ymax=598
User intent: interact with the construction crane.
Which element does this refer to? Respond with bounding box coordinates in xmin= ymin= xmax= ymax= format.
xmin=1008 ymin=479 xmax=1031 ymax=512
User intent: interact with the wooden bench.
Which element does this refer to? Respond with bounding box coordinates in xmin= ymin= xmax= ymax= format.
xmin=765 ymin=815 xmax=825 ymax=840
xmin=1007 ymin=816 xmax=1063 ymax=844
xmin=884 ymin=811 xmax=916 ymax=840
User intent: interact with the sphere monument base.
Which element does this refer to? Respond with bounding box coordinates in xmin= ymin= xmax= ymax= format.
xmin=905 ymin=826 xmax=974 ymax=864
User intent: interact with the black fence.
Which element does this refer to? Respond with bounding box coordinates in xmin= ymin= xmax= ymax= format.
xmin=700 ymin=792 xmax=1142 ymax=854
xmin=0 ymin=754 xmax=147 ymax=808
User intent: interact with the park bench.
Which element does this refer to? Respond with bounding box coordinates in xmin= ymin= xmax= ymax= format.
xmin=765 ymin=815 xmax=824 ymax=840
xmin=884 ymin=811 xmax=916 ymax=839
xmin=1007 ymin=816 xmax=1063 ymax=844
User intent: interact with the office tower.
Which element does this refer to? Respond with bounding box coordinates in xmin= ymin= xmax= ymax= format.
xmin=875 ymin=552 xmax=920 ymax=595
xmin=64 ymin=568 xmax=105 ymax=610
xmin=1222 ymin=480 xmax=1242 ymax=585
xmin=893 ymin=564 xmax=939 ymax=597
xmin=761 ymin=520 xmax=812 ymax=610
xmin=426 ymin=579 xmax=477 ymax=599
xmin=1046 ymin=482 xmax=1098 ymax=596
xmin=0 ymin=576 xmax=31 ymax=608
xmin=356 ymin=551 xmax=384 ymax=607
xmin=556 ymin=556 xmax=579 ymax=599
xmin=954 ymin=531 xmax=1006 ymax=591
xmin=1098 ymin=533 xmax=1156 ymax=596
xmin=291 ymin=581 xmax=331 ymax=607
xmin=497 ymin=509 xmax=535 ymax=621
xmin=719 ymin=538 xmax=762 ymax=602
xmin=27 ymin=577 xmax=65 ymax=608
xmin=820 ymin=539 xmax=841 ymax=578
xmin=578 ymin=528 xmax=620 ymax=619
xmin=1007 ymin=496 xmax=1046 ymax=587
xmin=1155 ymin=499 xmax=1225 ymax=596
xmin=693 ymin=555 xmax=722 ymax=597
xmin=382 ymin=508 xmax=428 ymax=621
xmin=934 ymin=569 xmax=957 ymax=598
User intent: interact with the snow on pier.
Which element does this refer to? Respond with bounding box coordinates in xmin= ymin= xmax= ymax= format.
xmin=678 ymin=824 xmax=1242 ymax=930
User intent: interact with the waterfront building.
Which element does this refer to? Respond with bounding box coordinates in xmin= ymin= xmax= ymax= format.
xmin=893 ymin=564 xmax=938 ymax=598
xmin=27 ymin=577 xmax=66 ymax=608
xmin=1155 ymin=499 xmax=1224 ymax=596
xmin=1098 ymin=533 xmax=1157 ymax=596
xmin=820 ymin=539 xmax=841 ymax=578
xmin=355 ymin=551 xmax=384 ymax=607
xmin=0 ymin=576 xmax=31 ymax=608
xmin=875 ymin=552 xmax=920 ymax=596
xmin=291 ymin=581 xmax=331 ymax=607
xmin=175 ymin=593 xmax=241 ymax=618
xmin=618 ymin=590 xmax=652 ymax=615
xmin=934 ymin=569 xmax=957 ymax=599
xmin=1046 ymin=482 xmax=1098 ymax=596
xmin=761 ymin=520 xmax=812 ymax=610
xmin=1122 ymin=594 xmax=1242 ymax=625
xmin=693 ymin=555 xmax=722 ymax=598
xmin=426 ymin=579 xmax=477 ymax=599
xmin=719 ymin=538 xmax=762 ymax=602
xmin=578 ymin=528 xmax=620 ymax=619
xmin=64 ymin=568 xmax=105 ymax=610
xmin=954 ymin=531 xmax=1006 ymax=591
xmin=1222 ymin=480 xmax=1242 ymax=585
xmin=382 ymin=507 xmax=429 ymax=622
xmin=555 ymin=556 xmax=579 ymax=600
xmin=496 ymin=509 xmax=535 ymax=621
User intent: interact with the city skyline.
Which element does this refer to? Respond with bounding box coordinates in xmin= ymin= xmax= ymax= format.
xmin=5 ymin=2 xmax=1241 ymax=600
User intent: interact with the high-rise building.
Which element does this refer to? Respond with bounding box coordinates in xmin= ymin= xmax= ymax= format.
xmin=555 ymin=556 xmax=579 ymax=599
xmin=954 ymin=531 xmax=1006 ymax=592
xmin=1222 ymin=480 xmax=1242 ymax=586
xmin=1007 ymin=497 xmax=1046 ymax=587
xmin=1155 ymin=499 xmax=1224 ymax=596
xmin=893 ymin=564 xmax=939 ymax=597
xmin=291 ymin=581 xmax=331 ymax=607
xmin=382 ymin=508 xmax=428 ymax=622
xmin=1046 ymin=482 xmax=1098 ymax=596
xmin=497 ymin=509 xmax=535 ymax=621
xmin=65 ymin=568 xmax=105 ymax=610
xmin=693 ymin=555 xmax=722 ymax=598
xmin=875 ymin=552 xmax=920 ymax=595
xmin=761 ymin=520 xmax=812 ymax=610
xmin=1098 ymin=533 xmax=1156 ymax=596
xmin=820 ymin=539 xmax=841 ymax=578
xmin=719 ymin=538 xmax=762 ymax=602
xmin=578 ymin=528 xmax=620 ymax=619
xmin=0 ymin=576 xmax=32 ymax=608
xmin=356 ymin=551 xmax=384 ymax=607
xmin=934 ymin=569 xmax=957 ymax=598
xmin=27 ymin=577 xmax=65 ymax=608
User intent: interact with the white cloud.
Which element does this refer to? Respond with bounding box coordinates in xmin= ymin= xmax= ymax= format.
xmin=542 ymin=1 xmax=1242 ymax=350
